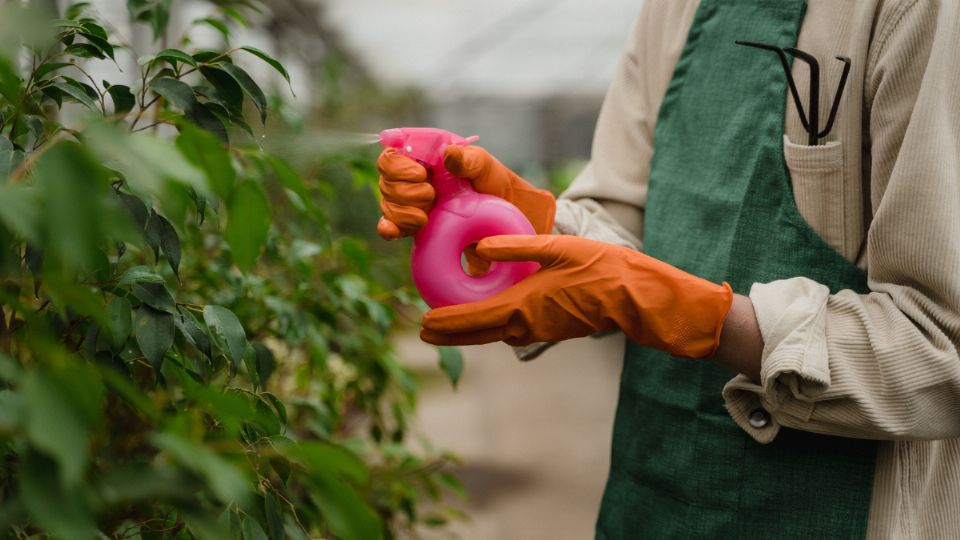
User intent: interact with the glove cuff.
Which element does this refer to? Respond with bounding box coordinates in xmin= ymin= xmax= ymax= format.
xmin=671 ymin=281 xmax=734 ymax=359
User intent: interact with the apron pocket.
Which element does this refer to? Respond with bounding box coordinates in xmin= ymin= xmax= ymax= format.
xmin=782 ymin=136 xmax=849 ymax=259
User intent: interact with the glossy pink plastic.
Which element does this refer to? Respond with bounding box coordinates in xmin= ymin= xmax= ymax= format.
xmin=379 ymin=127 xmax=539 ymax=308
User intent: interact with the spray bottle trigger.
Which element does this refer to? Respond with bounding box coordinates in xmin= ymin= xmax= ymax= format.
xmin=463 ymin=135 xmax=480 ymax=145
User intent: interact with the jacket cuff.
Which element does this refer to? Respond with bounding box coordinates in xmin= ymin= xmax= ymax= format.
xmin=722 ymin=278 xmax=832 ymax=443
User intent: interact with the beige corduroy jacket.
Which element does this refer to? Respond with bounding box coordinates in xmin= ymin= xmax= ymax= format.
xmin=552 ymin=0 xmax=960 ymax=537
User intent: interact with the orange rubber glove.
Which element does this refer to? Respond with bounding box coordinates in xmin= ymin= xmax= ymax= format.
xmin=420 ymin=235 xmax=734 ymax=359
xmin=376 ymin=145 xmax=557 ymax=240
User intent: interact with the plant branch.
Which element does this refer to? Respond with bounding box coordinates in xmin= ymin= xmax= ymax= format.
xmin=132 ymin=120 xmax=171 ymax=133
xmin=71 ymin=63 xmax=108 ymax=114
xmin=130 ymin=95 xmax=161 ymax=131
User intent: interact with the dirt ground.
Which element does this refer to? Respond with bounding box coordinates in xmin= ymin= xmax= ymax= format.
xmin=394 ymin=333 xmax=625 ymax=539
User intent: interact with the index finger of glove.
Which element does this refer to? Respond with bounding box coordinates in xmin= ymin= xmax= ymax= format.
xmin=475 ymin=235 xmax=561 ymax=265
xmin=421 ymin=295 xmax=518 ymax=334
xmin=377 ymin=148 xmax=427 ymax=182
xmin=420 ymin=326 xmax=512 ymax=346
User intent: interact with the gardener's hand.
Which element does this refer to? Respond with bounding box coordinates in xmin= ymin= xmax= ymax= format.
xmin=376 ymin=145 xmax=556 ymax=241
xmin=420 ymin=235 xmax=735 ymax=359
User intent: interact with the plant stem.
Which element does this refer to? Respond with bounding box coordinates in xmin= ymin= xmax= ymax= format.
xmin=72 ymin=63 xmax=107 ymax=114
xmin=132 ymin=120 xmax=170 ymax=132
xmin=130 ymin=95 xmax=160 ymax=131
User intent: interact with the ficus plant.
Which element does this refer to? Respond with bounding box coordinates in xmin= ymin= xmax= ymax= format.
xmin=0 ymin=1 xmax=465 ymax=539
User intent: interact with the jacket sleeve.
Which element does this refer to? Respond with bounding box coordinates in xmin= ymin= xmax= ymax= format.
xmin=554 ymin=0 xmax=699 ymax=249
xmin=724 ymin=0 xmax=960 ymax=442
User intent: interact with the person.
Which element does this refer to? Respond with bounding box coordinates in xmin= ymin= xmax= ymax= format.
xmin=375 ymin=0 xmax=960 ymax=537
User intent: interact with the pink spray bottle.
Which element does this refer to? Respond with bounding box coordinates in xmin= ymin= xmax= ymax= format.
xmin=379 ymin=127 xmax=539 ymax=308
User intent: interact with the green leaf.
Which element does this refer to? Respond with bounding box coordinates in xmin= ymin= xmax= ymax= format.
xmin=0 ymin=57 xmax=20 ymax=106
xmin=149 ymin=76 xmax=197 ymax=113
xmin=188 ymin=186 xmax=207 ymax=224
xmin=22 ymin=362 xmax=103 ymax=486
xmin=226 ymin=180 xmax=270 ymax=271
xmin=118 ymin=265 xmax=165 ymax=286
xmin=253 ymin=342 xmax=276 ymax=387
xmin=107 ymin=296 xmax=133 ymax=348
xmin=79 ymin=20 xmax=108 ymax=40
xmin=204 ymin=101 xmax=253 ymax=139
xmin=175 ymin=311 xmax=212 ymax=359
xmin=53 ymin=19 xmax=84 ymax=29
xmin=221 ymin=7 xmax=250 ymax=27
xmin=309 ymin=474 xmax=381 ymax=540
xmin=218 ymin=63 xmax=267 ymax=123
xmin=64 ymin=42 xmax=105 ymax=59
xmin=128 ymin=0 xmax=172 ymax=40
xmin=66 ymin=3 xmax=90 ymax=18
xmin=33 ymin=62 xmax=72 ymax=81
xmin=118 ymin=193 xmax=149 ymax=230
xmin=200 ymin=65 xmax=243 ymax=115
xmin=132 ymin=282 xmax=176 ymax=313
xmin=34 ymin=141 xmax=113 ymax=271
xmin=193 ymin=50 xmax=224 ymax=64
xmin=151 ymin=433 xmax=249 ymax=504
xmin=0 ymin=185 xmax=38 ymax=241
xmin=19 ymin=452 xmax=97 ymax=540
xmin=135 ymin=305 xmax=175 ymax=368
xmin=62 ymin=75 xmax=99 ymax=99
xmin=261 ymin=392 xmax=287 ymax=425
xmin=143 ymin=210 xmax=161 ymax=259
xmin=190 ymin=102 xmax=229 ymax=143
xmin=153 ymin=212 xmax=181 ymax=278
xmin=153 ymin=48 xmax=198 ymax=68
xmin=282 ymin=442 xmax=369 ymax=484
xmin=107 ymin=84 xmax=135 ymax=117
xmin=86 ymin=125 xmax=208 ymax=196
xmin=181 ymin=512 xmax=234 ymax=540
xmin=438 ymin=472 xmax=467 ymax=499
xmin=263 ymin=491 xmax=284 ymax=540
xmin=49 ymin=81 xmax=100 ymax=112
xmin=176 ymin=122 xmax=235 ymax=198
xmin=242 ymin=517 xmax=269 ymax=540
xmin=438 ymin=346 xmax=464 ymax=388
xmin=203 ymin=305 xmax=246 ymax=367
xmin=196 ymin=17 xmax=230 ymax=41
xmin=0 ymin=137 xmax=25 ymax=180
xmin=63 ymin=2 xmax=90 ymax=19
xmin=79 ymin=31 xmax=114 ymax=60
xmin=241 ymin=46 xmax=294 ymax=95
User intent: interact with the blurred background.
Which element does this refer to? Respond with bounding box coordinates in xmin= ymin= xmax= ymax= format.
xmin=23 ymin=0 xmax=644 ymax=537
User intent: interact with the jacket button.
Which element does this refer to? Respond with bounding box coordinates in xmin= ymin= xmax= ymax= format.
xmin=748 ymin=408 xmax=770 ymax=429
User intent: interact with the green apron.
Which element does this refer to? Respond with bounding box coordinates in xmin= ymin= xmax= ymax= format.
xmin=596 ymin=1 xmax=878 ymax=538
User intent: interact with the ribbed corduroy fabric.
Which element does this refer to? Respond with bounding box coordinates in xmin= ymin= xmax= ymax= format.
xmin=552 ymin=0 xmax=960 ymax=537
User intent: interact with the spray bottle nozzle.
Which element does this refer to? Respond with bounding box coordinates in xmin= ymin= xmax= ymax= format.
xmin=378 ymin=127 xmax=479 ymax=168
xmin=378 ymin=128 xmax=405 ymax=149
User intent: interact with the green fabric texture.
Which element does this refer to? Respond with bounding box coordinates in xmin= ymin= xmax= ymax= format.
xmin=596 ymin=0 xmax=878 ymax=538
